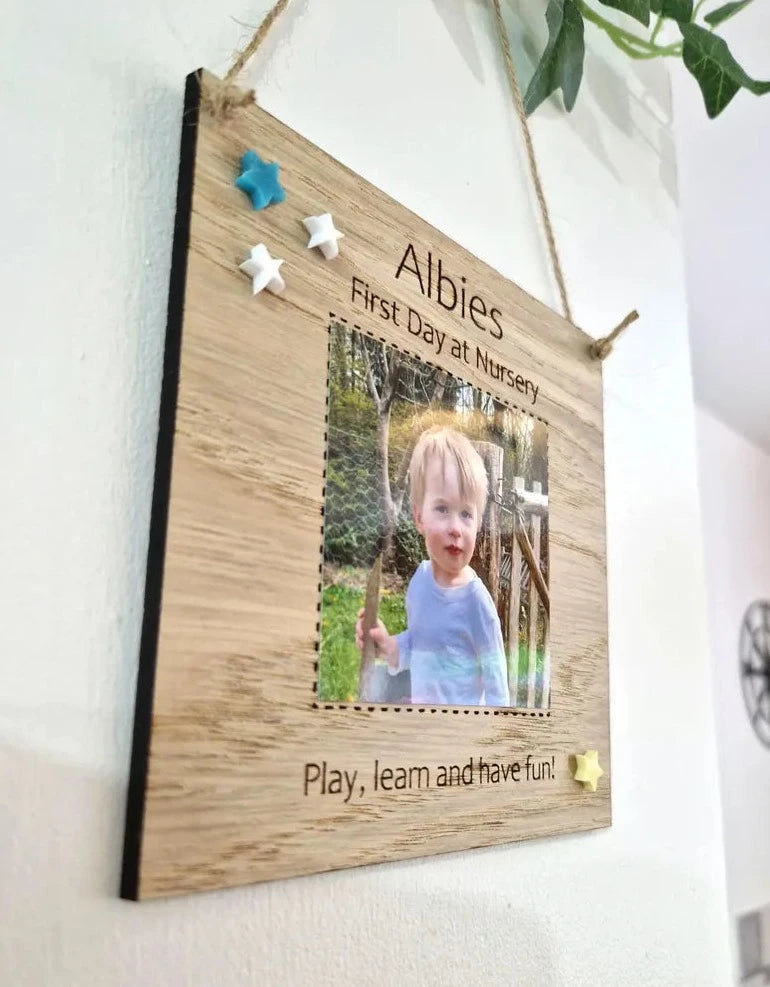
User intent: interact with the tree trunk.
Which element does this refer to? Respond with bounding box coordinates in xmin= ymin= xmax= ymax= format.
xmin=376 ymin=404 xmax=396 ymax=562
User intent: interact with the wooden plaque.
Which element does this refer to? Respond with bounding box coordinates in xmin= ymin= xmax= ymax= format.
xmin=121 ymin=71 xmax=611 ymax=900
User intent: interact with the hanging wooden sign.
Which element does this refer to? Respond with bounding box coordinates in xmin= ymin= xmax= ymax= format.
xmin=121 ymin=70 xmax=611 ymax=901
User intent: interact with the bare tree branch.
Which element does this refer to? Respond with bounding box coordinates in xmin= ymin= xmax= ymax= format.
xmin=392 ymin=435 xmax=418 ymax=518
xmin=430 ymin=367 xmax=448 ymax=405
xmin=380 ymin=349 xmax=403 ymax=412
xmin=359 ymin=337 xmax=382 ymax=411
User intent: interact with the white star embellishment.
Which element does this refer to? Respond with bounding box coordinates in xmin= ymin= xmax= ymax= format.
xmin=303 ymin=212 xmax=344 ymax=259
xmin=239 ymin=244 xmax=286 ymax=295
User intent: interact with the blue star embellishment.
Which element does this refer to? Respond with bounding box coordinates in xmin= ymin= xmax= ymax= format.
xmin=234 ymin=150 xmax=286 ymax=210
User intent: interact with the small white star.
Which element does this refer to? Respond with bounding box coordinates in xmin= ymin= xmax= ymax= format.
xmin=239 ymin=244 xmax=286 ymax=295
xmin=303 ymin=212 xmax=344 ymax=260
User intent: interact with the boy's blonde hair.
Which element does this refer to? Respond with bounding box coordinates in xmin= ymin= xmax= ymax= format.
xmin=408 ymin=426 xmax=489 ymax=517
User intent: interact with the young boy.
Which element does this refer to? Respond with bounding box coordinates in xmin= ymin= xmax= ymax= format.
xmin=356 ymin=426 xmax=510 ymax=707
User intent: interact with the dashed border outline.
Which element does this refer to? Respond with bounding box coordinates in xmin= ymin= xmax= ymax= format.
xmin=326 ymin=314 xmax=549 ymax=427
xmin=312 ymin=313 xmax=551 ymax=719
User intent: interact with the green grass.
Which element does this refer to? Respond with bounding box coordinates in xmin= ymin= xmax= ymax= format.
xmin=511 ymin=644 xmax=547 ymax=706
xmin=318 ymin=583 xmax=407 ymax=701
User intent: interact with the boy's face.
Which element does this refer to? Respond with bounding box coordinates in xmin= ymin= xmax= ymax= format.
xmin=413 ymin=455 xmax=481 ymax=581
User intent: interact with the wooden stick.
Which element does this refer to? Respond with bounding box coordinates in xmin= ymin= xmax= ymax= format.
xmin=358 ymin=553 xmax=382 ymax=701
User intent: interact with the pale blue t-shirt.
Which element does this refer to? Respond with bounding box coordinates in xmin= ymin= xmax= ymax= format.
xmin=392 ymin=561 xmax=510 ymax=706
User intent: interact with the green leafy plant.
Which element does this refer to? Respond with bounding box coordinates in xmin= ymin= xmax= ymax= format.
xmin=525 ymin=0 xmax=770 ymax=118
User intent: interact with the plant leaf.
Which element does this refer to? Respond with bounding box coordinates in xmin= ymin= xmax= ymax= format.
xmin=680 ymin=22 xmax=770 ymax=117
xmin=597 ymin=0 xmax=651 ymax=27
xmin=650 ymin=0 xmax=693 ymax=19
xmin=704 ymin=0 xmax=754 ymax=28
xmin=524 ymin=0 xmax=586 ymax=115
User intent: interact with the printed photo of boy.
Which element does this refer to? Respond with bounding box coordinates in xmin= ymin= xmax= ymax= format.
xmin=355 ymin=427 xmax=509 ymax=706
xmin=318 ymin=322 xmax=550 ymax=710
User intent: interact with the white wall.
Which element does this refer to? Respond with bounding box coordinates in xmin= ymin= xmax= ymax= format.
xmin=673 ymin=3 xmax=770 ymax=453
xmin=0 ymin=1 xmax=731 ymax=984
xmin=697 ymin=407 xmax=770 ymax=928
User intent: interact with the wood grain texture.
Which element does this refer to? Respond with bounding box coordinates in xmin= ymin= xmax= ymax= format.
xmin=125 ymin=71 xmax=611 ymax=900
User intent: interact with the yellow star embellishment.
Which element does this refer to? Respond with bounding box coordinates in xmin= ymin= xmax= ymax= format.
xmin=573 ymin=750 xmax=604 ymax=792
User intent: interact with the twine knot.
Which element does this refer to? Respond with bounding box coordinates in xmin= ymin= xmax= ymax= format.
xmin=590 ymin=310 xmax=639 ymax=361
xmin=200 ymin=76 xmax=255 ymax=120
xmin=202 ymin=0 xmax=290 ymax=120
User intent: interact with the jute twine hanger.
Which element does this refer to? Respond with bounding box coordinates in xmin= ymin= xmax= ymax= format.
xmin=203 ymin=0 xmax=639 ymax=360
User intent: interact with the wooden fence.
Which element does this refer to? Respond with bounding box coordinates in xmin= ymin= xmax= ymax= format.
xmin=470 ymin=442 xmax=550 ymax=710
xmin=506 ymin=476 xmax=550 ymax=709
